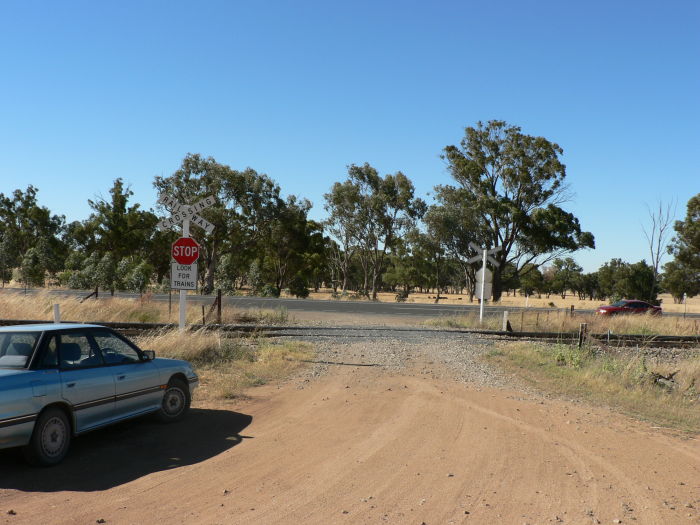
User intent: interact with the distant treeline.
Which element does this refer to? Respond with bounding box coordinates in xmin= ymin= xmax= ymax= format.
xmin=1 ymin=121 xmax=698 ymax=303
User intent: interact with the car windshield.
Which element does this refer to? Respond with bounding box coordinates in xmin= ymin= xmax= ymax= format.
xmin=611 ymin=301 xmax=629 ymax=307
xmin=0 ymin=331 xmax=40 ymax=368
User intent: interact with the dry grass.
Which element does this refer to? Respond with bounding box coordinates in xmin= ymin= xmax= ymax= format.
xmin=305 ymin=289 xmax=700 ymax=313
xmin=427 ymin=309 xmax=700 ymax=336
xmin=485 ymin=342 xmax=700 ymax=432
xmin=0 ymin=290 xmax=287 ymax=325
xmin=135 ymin=329 xmax=314 ymax=401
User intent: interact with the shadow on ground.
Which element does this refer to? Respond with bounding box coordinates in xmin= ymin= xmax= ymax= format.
xmin=0 ymin=408 xmax=252 ymax=492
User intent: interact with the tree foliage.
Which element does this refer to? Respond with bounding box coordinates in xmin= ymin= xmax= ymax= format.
xmin=441 ymin=120 xmax=594 ymax=300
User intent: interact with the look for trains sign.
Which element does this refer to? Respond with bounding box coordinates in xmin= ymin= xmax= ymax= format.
xmin=171 ymin=237 xmax=200 ymax=290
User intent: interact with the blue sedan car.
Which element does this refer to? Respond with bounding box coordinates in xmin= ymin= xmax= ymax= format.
xmin=0 ymin=323 xmax=198 ymax=466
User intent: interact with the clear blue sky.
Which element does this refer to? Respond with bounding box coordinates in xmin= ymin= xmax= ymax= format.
xmin=1 ymin=0 xmax=698 ymax=272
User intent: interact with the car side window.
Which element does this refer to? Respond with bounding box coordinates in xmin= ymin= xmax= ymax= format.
xmin=92 ymin=331 xmax=141 ymax=364
xmin=58 ymin=332 xmax=104 ymax=369
xmin=39 ymin=336 xmax=60 ymax=369
xmin=0 ymin=332 xmax=39 ymax=368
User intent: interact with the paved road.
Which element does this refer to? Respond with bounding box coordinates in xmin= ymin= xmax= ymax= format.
xmin=4 ymin=287 xmax=699 ymax=319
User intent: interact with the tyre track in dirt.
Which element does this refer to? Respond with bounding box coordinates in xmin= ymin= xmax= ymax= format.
xmin=0 ymin=331 xmax=698 ymax=524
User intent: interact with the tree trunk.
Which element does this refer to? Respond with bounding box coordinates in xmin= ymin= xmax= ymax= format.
xmin=371 ymin=270 xmax=378 ymax=300
xmin=205 ymin=242 xmax=218 ymax=294
xmin=492 ymin=267 xmax=503 ymax=302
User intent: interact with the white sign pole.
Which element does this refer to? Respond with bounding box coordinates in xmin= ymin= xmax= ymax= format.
xmin=479 ymin=249 xmax=487 ymax=323
xmin=179 ymin=219 xmax=190 ymax=332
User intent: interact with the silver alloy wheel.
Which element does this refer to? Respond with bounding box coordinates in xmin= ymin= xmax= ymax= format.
xmin=162 ymin=385 xmax=185 ymax=417
xmin=41 ymin=416 xmax=68 ymax=458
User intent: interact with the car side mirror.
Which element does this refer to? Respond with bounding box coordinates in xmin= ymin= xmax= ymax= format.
xmin=142 ymin=350 xmax=156 ymax=361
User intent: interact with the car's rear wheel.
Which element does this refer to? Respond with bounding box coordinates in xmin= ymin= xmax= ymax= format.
xmin=23 ymin=407 xmax=71 ymax=467
xmin=155 ymin=378 xmax=190 ymax=423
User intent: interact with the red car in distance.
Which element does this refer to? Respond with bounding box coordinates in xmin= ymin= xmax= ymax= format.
xmin=596 ymin=299 xmax=662 ymax=316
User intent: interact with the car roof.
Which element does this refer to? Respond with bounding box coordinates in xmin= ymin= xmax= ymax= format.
xmin=0 ymin=323 xmax=106 ymax=333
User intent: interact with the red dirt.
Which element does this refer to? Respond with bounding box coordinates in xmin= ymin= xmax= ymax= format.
xmin=1 ymin=363 xmax=699 ymax=524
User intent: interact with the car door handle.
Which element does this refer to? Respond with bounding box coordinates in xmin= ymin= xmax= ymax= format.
xmin=66 ymin=382 xmax=76 ymax=388
xmin=117 ymin=375 xmax=126 ymax=380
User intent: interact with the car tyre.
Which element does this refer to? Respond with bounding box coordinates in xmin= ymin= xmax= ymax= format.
xmin=23 ymin=407 xmax=71 ymax=467
xmin=156 ymin=378 xmax=191 ymax=423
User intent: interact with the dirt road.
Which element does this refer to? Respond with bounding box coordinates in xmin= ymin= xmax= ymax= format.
xmin=1 ymin=332 xmax=698 ymax=524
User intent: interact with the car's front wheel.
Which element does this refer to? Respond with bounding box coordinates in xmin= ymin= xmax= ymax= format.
xmin=23 ymin=407 xmax=72 ymax=467
xmin=155 ymin=378 xmax=191 ymax=423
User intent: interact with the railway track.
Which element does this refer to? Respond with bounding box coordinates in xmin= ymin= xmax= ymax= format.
xmin=1 ymin=319 xmax=699 ymax=348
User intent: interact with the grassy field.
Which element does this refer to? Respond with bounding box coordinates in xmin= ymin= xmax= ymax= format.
xmin=0 ymin=290 xmax=288 ymax=325
xmin=485 ymin=342 xmax=700 ymax=433
xmin=427 ymin=309 xmax=700 ymax=336
xmin=306 ymin=289 xmax=700 ymax=314
xmin=0 ymin=291 xmax=309 ymax=400
xmin=135 ymin=329 xmax=314 ymax=401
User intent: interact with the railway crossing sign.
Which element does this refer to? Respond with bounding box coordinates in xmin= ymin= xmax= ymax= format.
xmin=468 ymin=242 xmax=500 ymax=266
xmin=157 ymin=194 xmax=216 ymax=234
xmin=468 ymin=243 xmax=502 ymax=323
xmin=157 ymin=193 xmax=217 ymax=330
xmin=475 ymin=267 xmax=492 ymax=300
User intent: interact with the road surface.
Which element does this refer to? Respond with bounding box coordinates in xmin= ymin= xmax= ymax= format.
xmin=1 ymin=330 xmax=698 ymax=524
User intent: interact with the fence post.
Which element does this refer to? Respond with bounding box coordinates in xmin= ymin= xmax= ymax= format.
xmin=578 ymin=323 xmax=587 ymax=349
xmin=570 ymin=304 xmax=575 ymax=317
xmin=520 ymin=310 xmax=524 ymax=332
xmin=217 ymin=289 xmax=222 ymax=324
xmin=502 ymin=310 xmax=509 ymax=331
xmin=53 ymin=304 xmax=61 ymax=324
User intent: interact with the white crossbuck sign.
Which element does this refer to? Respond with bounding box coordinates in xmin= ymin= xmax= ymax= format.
xmin=157 ymin=194 xmax=216 ymax=233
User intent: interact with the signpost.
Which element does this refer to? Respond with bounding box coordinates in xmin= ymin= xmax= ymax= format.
xmin=171 ymin=237 xmax=200 ymax=292
xmin=468 ymin=242 xmax=502 ymax=323
xmin=158 ymin=194 xmax=216 ymax=330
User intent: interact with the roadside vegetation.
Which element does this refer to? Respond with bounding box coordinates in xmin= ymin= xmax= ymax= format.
xmin=136 ymin=329 xmax=314 ymax=401
xmin=2 ymin=131 xmax=698 ymax=311
xmin=427 ymin=310 xmax=700 ymax=337
xmin=486 ymin=342 xmax=700 ymax=432
xmin=0 ymin=290 xmax=288 ymax=325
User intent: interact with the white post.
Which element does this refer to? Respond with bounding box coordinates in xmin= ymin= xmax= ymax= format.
xmin=179 ymin=219 xmax=190 ymax=332
xmin=479 ymin=248 xmax=487 ymax=323
xmin=53 ymin=304 xmax=60 ymax=324
xmin=502 ymin=310 xmax=509 ymax=331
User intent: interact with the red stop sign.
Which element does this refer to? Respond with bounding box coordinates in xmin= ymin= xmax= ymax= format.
xmin=172 ymin=237 xmax=200 ymax=265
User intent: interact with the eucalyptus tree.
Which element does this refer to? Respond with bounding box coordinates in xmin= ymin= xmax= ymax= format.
xmin=550 ymin=257 xmax=583 ymax=298
xmin=0 ymin=185 xmax=66 ymax=279
xmin=442 ymin=120 xmax=594 ymax=300
xmin=260 ymin=196 xmax=321 ymax=294
xmin=664 ymin=193 xmax=700 ymax=300
xmin=324 ymin=180 xmax=361 ymax=292
xmin=154 ymin=154 xmax=284 ymax=293
xmin=334 ymin=163 xmax=426 ymax=300
xmin=423 ymin=192 xmax=489 ymax=301
xmin=597 ymin=258 xmax=656 ymax=302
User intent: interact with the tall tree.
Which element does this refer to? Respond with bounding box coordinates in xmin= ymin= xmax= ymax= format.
xmin=154 ymin=154 xmax=284 ymax=293
xmin=87 ymin=179 xmax=159 ymax=261
xmin=324 ymin=180 xmax=361 ymax=292
xmin=424 ymin=190 xmax=489 ymax=301
xmin=550 ymin=257 xmax=583 ymax=298
xmin=661 ymin=259 xmax=700 ymax=303
xmin=597 ymin=258 xmax=656 ymax=302
xmin=340 ymin=163 xmax=425 ymax=300
xmin=664 ymin=193 xmax=700 ymax=300
xmin=442 ymin=120 xmax=594 ymax=300
xmin=0 ymin=185 xmax=66 ymax=278
xmin=642 ymin=200 xmax=676 ymax=300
